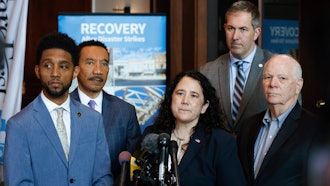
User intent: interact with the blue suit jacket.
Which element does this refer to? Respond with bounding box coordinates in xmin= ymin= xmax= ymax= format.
xmin=200 ymin=47 xmax=272 ymax=134
xmin=71 ymin=89 xmax=141 ymax=182
xmin=237 ymin=102 xmax=321 ymax=186
xmin=4 ymin=94 xmax=113 ymax=186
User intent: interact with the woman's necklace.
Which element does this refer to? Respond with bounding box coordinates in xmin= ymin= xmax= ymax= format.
xmin=173 ymin=129 xmax=185 ymax=142
xmin=172 ymin=129 xmax=192 ymax=164
xmin=172 ymin=129 xmax=189 ymax=152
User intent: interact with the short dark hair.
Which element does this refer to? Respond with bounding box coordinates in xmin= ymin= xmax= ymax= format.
xmin=225 ymin=0 xmax=260 ymax=29
xmin=36 ymin=32 xmax=78 ymax=66
xmin=78 ymin=40 xmax=108 ymax=57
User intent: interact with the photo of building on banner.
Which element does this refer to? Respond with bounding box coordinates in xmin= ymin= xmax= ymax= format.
xmin=58 ymin=14 xmax=167 ymax=132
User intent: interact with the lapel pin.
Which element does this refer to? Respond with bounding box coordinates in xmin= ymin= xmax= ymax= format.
xmin=77 ymin=112 xmax=81 ymax=117
xmin=258 ymin=64 xmax=263 ymax=68
xmin=195 ymin=138 xmax=200 ymax=143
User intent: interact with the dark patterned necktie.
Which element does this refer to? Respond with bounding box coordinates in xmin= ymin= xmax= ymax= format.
xmin=232 ymin=61 xmax=245 ymax=121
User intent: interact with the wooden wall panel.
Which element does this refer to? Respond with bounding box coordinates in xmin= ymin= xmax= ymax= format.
xmin=168 ymin=0 xmax=207 ymax=82
xmin=299 ymin=0 xmax=330 ymax=120
xmin=23 ymin=0 xmax=91 ymax=107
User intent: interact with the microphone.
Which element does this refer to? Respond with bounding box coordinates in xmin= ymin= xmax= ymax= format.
xmin=118 ymin=151 xmax=132 ymax=186
xmin=169 ymin=140 xmax=180 ymax=186
xmin=141 ymin=133 xmax=160 ymax=154
xmin=131 ymin=133 xmax=160 ymax=184
xmin=158 ymin=133 xmax=170 ymax=186
xmin=134 ymin=133 xmax=159 ymax=163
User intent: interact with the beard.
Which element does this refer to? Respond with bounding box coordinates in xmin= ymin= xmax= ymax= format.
xmin=42 ymin=80 xmax=72 ymax=98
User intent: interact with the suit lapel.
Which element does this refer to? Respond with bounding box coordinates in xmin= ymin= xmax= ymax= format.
xmin=235 ymin=48 xmax=265 ymax=124
xmin=217 ymin=55 xmax=233 ymax=128
xmin=178 ymin=128 xmax=206 ymax=174
xmin=68 ymin=100 xmax=83 ymax=164
xmin=33 ymin=96 xmax=69 ymax=166
xmin=101 ymin=92 xmax=113 ymax=122
xmin=248 ymin=119 xmax=263 ymax=177
xmin=70 ymin=89 xmax=80 ymax=102
xmin=239 ymin=113 xmax=265 ymax=181
xmin=257 ymin=103 xmax=302 ymax=175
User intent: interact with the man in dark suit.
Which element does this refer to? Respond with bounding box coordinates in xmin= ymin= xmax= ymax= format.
xmin=200 ymin=1 xmax=272 ymax=135
xmin=237 ymin=54 xmax=321 ymax=186
xmin=70 ymin=40 xmax=141 ymax=184
xmin=4 ymin=32 xmax=112 ymax=185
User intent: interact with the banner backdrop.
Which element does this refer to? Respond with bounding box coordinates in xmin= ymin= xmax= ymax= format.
xmin=262 ymin=19 xmax=299 ymax=56
xmin=0 ymin=0 xmax=29 ymax=181
xmin=58 ymin=14 xmax=167 ymax=132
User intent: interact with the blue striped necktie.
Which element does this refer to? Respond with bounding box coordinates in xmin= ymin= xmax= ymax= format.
xmin=232 ymin=61 xmax=246 ymax=121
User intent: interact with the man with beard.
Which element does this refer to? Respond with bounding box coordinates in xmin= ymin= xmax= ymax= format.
xmin=70 ymin=40 xmax=141 ymax=185
xmin=4 ymin=32 xmax=113 ymax=185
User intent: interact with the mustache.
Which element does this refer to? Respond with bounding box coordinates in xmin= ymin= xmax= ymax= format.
xmin=49 ymin=78 xmax=62 ymax=84
xmin=88 ymin=76 xmax=104 ymax=82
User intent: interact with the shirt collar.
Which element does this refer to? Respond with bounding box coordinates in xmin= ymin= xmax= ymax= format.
xmin=262 ymin=103 xmax=296 ymax=128
xmin=77 ymin=87 xmax=103 ymax=108
xmin=40 ymin=91 xmax=70 ymax=113
xmin=230 ymin=45 xmax=257 ymax=65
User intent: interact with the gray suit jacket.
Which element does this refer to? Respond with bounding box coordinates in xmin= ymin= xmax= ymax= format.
xmin=4 ymin=94 xmax=112 ymax=186
xmin=200 ymin=47 xmax=272 ymax=134
xmin=71 ymin=89 xmax=141 ymax=182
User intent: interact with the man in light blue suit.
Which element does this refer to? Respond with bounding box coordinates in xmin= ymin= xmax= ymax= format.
xmin=70 ymin=40 xmax=141 ymax=185
xmin=4 ymin=32 xmax=113 ymax=185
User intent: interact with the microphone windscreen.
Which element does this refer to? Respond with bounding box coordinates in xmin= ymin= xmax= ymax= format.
xmin=141 ymin=133 xmax=160 ymax=154
xmin=158 ymin=133 xmax=170 ymax=145
xmin=118 ymin=151 xmax=132 ymax=165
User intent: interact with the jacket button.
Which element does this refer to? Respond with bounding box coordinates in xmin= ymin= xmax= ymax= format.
xmin=70 ymin=178 xmax=75 ymax=183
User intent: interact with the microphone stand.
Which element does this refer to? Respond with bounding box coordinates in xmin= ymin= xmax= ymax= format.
xmin=158 ymin=133 xmax=170 ymax=186
xmin=169 ymin=140 xmax=180 ymax=186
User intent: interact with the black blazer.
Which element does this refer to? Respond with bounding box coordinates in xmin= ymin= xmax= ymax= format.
xmin=237 ymin=102 xmax=321 ymax=186
xmin=142 ymin=126 xmax=247 ymax=186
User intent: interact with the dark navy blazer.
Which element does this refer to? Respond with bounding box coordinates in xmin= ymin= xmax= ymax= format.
xmin=143 ymin=126 xmax=247 ymax=186
xmin=71 ymin=89 xmax=141 ymax=182
xmin=237 ymin=102 xmax=321 ymax=186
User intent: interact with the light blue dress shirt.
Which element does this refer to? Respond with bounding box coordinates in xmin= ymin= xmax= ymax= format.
xmin=253 ymin=104 xmax=295 ymax=177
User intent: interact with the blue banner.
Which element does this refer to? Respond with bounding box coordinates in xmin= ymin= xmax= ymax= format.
xmin=262 ymin=19 xmax=298 ymax=55
xmin=58 ymin=14 xmax=167 ymax=131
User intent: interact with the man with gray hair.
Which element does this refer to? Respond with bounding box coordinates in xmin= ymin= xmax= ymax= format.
xmin=237 ymin=54 xmax=321 ymax=186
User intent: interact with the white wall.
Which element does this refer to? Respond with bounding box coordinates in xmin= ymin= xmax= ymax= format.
xmin=92 ymin=0 xmax=150 ymax=13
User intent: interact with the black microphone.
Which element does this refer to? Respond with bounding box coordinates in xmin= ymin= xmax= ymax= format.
xmin=141 ymin=133 xmax=160 ymax=154
xmin=132 ymin=133 xmax=160 ymax=185
xmin=134 ymin=133 xmax=160 ymax=163
xmin=118 ymin=151 xmax=132 ymax=186
xmin=158 ymin=133 xmax=170 ymax=186
xmin=169 ymin=140 xmax=180 ymax=186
